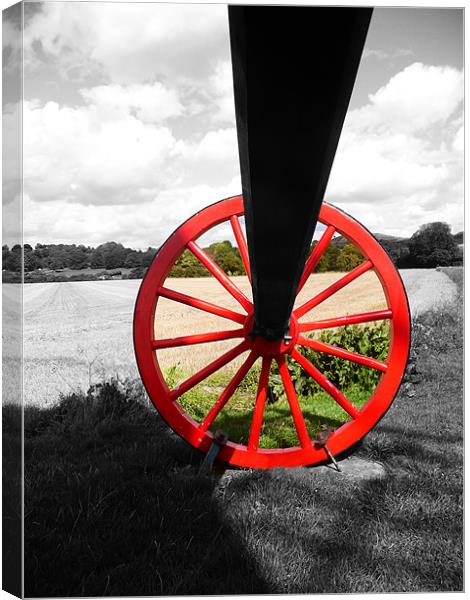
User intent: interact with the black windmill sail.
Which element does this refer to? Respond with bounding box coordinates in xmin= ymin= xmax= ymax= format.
xmin=229 ymin=6 xmax=372 ymax=341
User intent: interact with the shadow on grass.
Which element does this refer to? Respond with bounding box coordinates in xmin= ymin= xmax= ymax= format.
xmin=218 ymin=450 xmax=462 ymax=594
xmin=19 ymin=381 xmax=268 ymax=597
xmin=375 ymin=423 xmax=463 ymax=446
xmin=20 ymin=380 xmax=462 ymax=596
xmin=2 ymin=404 xmax=22 ymax=597
xmin=361 ymin=432 xmax=462 ymax=475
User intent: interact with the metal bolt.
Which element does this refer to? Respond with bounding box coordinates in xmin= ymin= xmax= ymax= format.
xmin=198 ymin=430 xmax=228 ymax=475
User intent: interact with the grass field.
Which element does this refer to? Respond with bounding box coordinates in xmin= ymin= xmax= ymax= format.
xmin=7 ymin=267 xmax=462 ymax=596
xmin=20 ymin=268 xmax=456 ymax=405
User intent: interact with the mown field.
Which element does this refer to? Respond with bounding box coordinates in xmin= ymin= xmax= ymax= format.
xmin=6 ymin=266 xmax=461 ymax=596
xmin=19 ymin=267 xmax=457 ymax=406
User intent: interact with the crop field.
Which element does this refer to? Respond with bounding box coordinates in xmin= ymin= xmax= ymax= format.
xmin=20 ymin=268 xmax=457 ymax=405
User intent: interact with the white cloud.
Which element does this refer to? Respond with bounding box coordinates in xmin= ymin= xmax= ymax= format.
xmin=327 ymin=62 xmax=463 ymax=236
xmin=2 ymin=7 xmax=22 ymax=75
xmin=80 ymin=82 xmax=183 ymax=124
xmin=20 ymin=1 xmax=463 ymax=249
xmin=207 ymin=60 xmax=236 ymax=124
xmin=329 ymin=131 xmax=449 ymax=199
xmin=183 ymin=128 xmax=238 ymax=163
xmin=2 ymin=102 xmax=22 ymax=207
xmin=21 ymin=1 xmax=240 ymax=226
xmin=23 ymin=176 xmax=242 ymax=250
xmin=23 ymin=90 xmax=239 ymax=210
xmin=452 ymin=125 xmax=463 ymax=153
xmin=24 ymin=3 xmax=230 ymax=84
xmin=349 ymin=63 xmax=463 ymax=134
xmin=24 ymin=99 xmax=179 ymax=206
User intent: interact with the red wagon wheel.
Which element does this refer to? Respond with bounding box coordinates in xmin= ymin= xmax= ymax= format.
xmin=134 ymin=195 xmax=410 ymax=469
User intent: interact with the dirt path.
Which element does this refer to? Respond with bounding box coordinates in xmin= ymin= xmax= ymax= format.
xmin=399 ymin=269 xmax=457 ymax=316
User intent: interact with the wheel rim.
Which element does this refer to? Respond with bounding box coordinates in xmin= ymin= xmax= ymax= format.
xmin=133 ymin=195 xmax=411 ymax=468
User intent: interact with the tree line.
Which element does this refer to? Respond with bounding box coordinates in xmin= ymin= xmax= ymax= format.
xmin=2 ymin=222 xmax=462 ymax=282
xmin=309 ymin=222 xmax=461 ymax=271
xmin=2 ymin=242 xmax=158 ymax=274
xmin=374 ymin=222 xmax=462 ymax=269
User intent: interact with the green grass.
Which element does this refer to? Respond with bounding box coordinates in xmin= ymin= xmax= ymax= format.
xmin=13 ymin=267 xmax=462 ymax=596
xmin=176 ymin=373 xmax=369 ymax=448
xmin=173 ymin=320 xmax=390 ymax=448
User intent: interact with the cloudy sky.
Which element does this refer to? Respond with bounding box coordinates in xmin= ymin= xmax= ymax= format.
xmin=2 ymin=2 xmax=464 ymax=249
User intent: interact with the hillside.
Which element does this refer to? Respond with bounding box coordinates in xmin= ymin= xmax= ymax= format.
xmin=331 ymin=232 xmax=408 ymax=249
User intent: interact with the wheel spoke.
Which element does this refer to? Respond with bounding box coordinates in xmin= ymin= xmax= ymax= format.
xmin=291 ymin=348 xmax=360 ymax=419
xmin=299 ymin=309 xmax=392 ymax=332
xmin=230 ymin=215 xmax=251 ymax=282
xmin=170 ymin=341 xmax=249 ymax=400
xmin=158 ymin=287 xmax=246 ymax=324
xmin=187 ymin=240 xmax=252 ymax=311
xmin=248 ymin=357 xmax=272 ymax=450
xmin=152 ymin=329 xmax=244 ymax=350
xmin=298 ymin=225 xmax=336 ymax=292
xmin=277 ymin=356 xmax=312 ymax=449
xmin=295 ymin=259 xmax=373 ymax=319
xmin=199 ymin=351 xmax=258 ymax=433
xmin=298 ymin=336 xmax=388 ymax=372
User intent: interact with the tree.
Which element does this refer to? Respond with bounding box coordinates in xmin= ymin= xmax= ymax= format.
xmin=408 ymin=222 xmax=458 ymax=268
xmin=124 ymin=251 xmax=142 ymax=268
xmin=314 ymin=242 xmax=340 ymax=272
xmin=68 ymin=245 xmax=89 ymax=269
xmin=33 ymin=243 xmax=49 ymax=268
xmin=141 ymin=247 xmax=158 ymax=268
xmin=2 ymin=245 xmax=10 ymax=268
xmin=336 ymin=243 xmax=363 ymax=271
xmin=4 ymin=244 xmax=22 ymax=272
xmin=206 ymin=241 xmax=245 ymax=275
xmin=169 ymin=249 xmax=209 ymax=277
xmin=90 ymin=247 xmax=105 ymax=268
xmin=99 ymin=242 xmax=127 ymax=269
xmin=48 ymin=246 xmax=69 ymax=270
xmin=24 ymin=245 xmax=40 ymax=271
xmin=379 ymin=240 xmax=400 ymax=266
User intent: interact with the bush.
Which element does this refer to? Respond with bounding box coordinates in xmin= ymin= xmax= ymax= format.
xmin=24 ymin=378 xmax=150 ymax=439
xmin=271 ymin=322 xmax=390 ymax=398
xmin=2 ymin=271 xmax=21 ymax=283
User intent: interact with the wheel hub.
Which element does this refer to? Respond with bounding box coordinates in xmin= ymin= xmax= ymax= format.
xmin=243 ymin=312 xmax=299 ymax=355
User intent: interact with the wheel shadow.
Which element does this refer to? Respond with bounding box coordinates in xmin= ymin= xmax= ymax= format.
xmin=139 ymin=428 xmax=270 ymax=596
